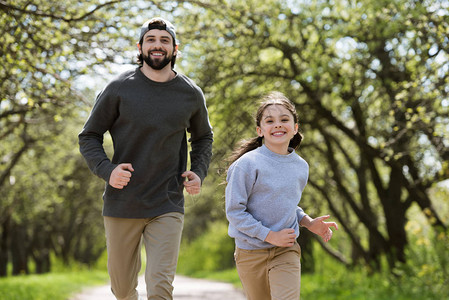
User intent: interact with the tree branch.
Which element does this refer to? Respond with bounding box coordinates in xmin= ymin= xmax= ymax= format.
xmin=0 ymin=0 xmax=122 ymax=22
xmin=314 ymin=235 xmax=350 ymax=266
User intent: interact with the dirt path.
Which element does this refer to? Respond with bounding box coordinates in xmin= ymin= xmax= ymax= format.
xmin=69 ymin=275 xmax=245 ymax=300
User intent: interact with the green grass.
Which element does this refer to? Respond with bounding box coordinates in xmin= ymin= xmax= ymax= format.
xmin=0 ymin=270 xmax=109 ymax=300
xmin=3 ymin=265 xmax=443 ymax=300
xmin=2 ymin=226 xmax=446 ymax=300
xmin=0 ymin=247 xmax=149 ymax=300
xmin=176 ymin=214 xmax=448 ymax=300
xmin=194 ymin=266 xmax=445 ymax=300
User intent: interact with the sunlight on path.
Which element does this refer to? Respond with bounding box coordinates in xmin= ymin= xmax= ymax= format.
xmin=70 ymin=275 xmax=245 ymax=300
xmin=173 ymin=276 xmax=245 ymax=299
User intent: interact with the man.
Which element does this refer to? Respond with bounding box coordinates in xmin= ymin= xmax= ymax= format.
xmin=78 ymin=17 xmax=213 ymax=300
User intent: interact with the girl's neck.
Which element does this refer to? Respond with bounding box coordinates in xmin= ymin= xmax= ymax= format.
xmin=264 ymin=143 xmax=290 ymax=155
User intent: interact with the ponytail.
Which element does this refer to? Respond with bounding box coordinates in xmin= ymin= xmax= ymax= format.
xmin=289 ymin=132 xmax=303 ymax=150
xmin=227 ymin=136 xmax=263 ymax=166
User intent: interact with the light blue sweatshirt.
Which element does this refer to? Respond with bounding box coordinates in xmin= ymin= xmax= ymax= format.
xmin=225 ymin=144 xmax=309 ymax=250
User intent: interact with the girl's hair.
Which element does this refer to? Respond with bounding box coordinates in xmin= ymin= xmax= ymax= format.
xmin=227 ymin=91 xmax=303 ymax=165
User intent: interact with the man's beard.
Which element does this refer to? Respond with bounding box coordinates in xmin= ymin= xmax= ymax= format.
xmin=142 ymin=49 xmax=173 ymax=70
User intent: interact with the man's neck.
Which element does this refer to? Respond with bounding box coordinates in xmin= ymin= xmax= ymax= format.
xmin=140 ymin=64 xmax=175 ymax=82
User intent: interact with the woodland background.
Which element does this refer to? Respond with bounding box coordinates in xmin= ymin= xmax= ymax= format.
xmin=1 ymin=0 xmax=448 ymax=298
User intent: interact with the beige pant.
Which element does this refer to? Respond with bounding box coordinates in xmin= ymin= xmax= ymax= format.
xmin=104 ymin=212 xmax=184 ymax=300
xmin=235 ymin=242 xmax=301 ymax=300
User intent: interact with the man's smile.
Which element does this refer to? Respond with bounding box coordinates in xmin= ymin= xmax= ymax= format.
xmin=150 ymin=51 xmax=165 ymax=57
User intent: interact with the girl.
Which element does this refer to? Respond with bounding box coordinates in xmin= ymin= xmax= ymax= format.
xmin=225 ymin=91 xmax=338 ymax=300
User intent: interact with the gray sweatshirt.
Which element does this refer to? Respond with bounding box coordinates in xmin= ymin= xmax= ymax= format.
xmin=225 ymin=145 xmax=308 ymax=250
xmin=79 ymin=67 xmax=213 ymax=218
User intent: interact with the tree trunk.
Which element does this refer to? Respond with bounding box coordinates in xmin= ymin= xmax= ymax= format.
xmin=11 ymin=223 xmax=29 ymax=275
xmin=382 ymin=167 xmax=408 ymax=267
xmin=297 ymin=228 xmax=315 ymax=273
xmin=0 ymin=216 xmax=10 ymax=277
xmin=29 ymin=224 xmax=52 ymax=274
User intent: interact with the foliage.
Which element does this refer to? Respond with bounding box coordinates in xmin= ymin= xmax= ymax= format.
xmin=196 ymin=234 xmax=449 ymax=300
xmin=172 ymin=0 xmax=449 ymax=271
xmin=182 ymin=170 xmax=228 ymax=242
xmin=0 ymin=0 xmax=135 ymax=180
xmin=0 ymin=0 xmax=193 ymax=276
xmin=392 ymin=203 xmax=449 ymax=296
xmin=0 ymin=0 xmax=144 ymax=276
xmin=1 ymin=0 xmax=448 ymax=281
xmin=180 ymin=187 xmax=448 ymax=298
xmin=303 ymin=236 xmax=448 ymax=300
xmin=177 ymin=221 xmax=235 ymax=276
xmin=1 ymin=116 xmax=107 ymax=274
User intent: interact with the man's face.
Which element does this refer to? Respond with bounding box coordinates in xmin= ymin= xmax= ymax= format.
xmin=140 ymin=29 xmax=177 ymax=70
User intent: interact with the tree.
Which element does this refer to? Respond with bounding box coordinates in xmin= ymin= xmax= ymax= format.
xmin=0 ymin=0 xmax=218 ymax=276
xmin=173 ymin=0 xmax=449 ymax=271
xmin=1 ymin=0 xmax=447 ymax=276
xmin=0 ymin=0 xmax=142 ymax=276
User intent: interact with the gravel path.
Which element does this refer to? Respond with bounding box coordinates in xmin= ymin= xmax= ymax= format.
xmin=69 ymin=275 xmax=245 ymax=300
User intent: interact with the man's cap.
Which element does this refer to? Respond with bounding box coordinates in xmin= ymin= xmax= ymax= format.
xmin=139 ymin=17 xmax=177 ymax=44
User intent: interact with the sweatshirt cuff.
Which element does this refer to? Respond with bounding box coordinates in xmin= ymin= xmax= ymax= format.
xmin=257 ymin=227 xmax=272 ymax=242
xmin=298 ymin=214 xmax=309 ymax=227
xmin=97 ymin=161 xmax=117 ymax=183
xmin=191 ymin=168 xmax=206 ymax=184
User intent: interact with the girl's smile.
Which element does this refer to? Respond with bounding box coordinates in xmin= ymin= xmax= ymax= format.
xmin=272 ymin=131 xmax=287 ymax=136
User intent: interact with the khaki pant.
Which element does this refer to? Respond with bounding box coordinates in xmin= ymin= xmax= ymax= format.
xmin=235 ymin=242 xmax=301 ymax=300
xmin=104 ymin=212 xmax=184 ymax=300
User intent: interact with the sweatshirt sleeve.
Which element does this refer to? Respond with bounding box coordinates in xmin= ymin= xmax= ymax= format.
xmin=78 ymin=84 xmax=119 ymax=182
xmin=225 ymin=163 xmax=271 ymax=242
xmin=296 ymin=206 xmax=307 ymax=225
xmin=187 ymin=88 xmax=213 ymax=183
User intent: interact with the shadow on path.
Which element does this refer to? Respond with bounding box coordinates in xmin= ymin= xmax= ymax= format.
xmin=70 ymin=275 xmax=245 ymax=300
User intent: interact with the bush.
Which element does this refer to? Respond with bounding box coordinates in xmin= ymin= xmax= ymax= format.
xmin=391 ymin=222 xmax=449 ymax=298
xmin=177 ymin=221 xmax=235 ymax=276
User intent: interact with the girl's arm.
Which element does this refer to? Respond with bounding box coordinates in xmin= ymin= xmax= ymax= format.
xmin=225 ymin=164 xmax=271 ymax=242
xmin=300 ymin=215 xmax=338 ymax=243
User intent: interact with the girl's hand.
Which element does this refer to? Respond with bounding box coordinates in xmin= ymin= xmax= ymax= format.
xmin=303 ymin=215 xmax=338 ymax=243
xmin=265 ymin=228 xmax=296 ymax=247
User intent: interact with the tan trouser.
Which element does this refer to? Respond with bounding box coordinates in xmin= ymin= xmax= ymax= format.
xmin=104 ymin=212 xmax=184 ymax=300
xmin=235 ymin=242 xmax=301 ymax=300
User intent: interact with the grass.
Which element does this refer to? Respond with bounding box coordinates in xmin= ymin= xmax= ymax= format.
xmin=0 ymin=270 xmax=109 ymax=300
xmin=179 ymin=238 xmax=447 ymax=300
xmin=177 ymin=212 xmax=448 ymax=300
xmin=191 ymin=266 xmax=445 ymax=300
xmin=2 ymin=224 xmax=446 ymax=300
xmin=3 ymin=265 xmax=443 ymax=300
xmin=0 ymin=246 xmax=149 ymax=300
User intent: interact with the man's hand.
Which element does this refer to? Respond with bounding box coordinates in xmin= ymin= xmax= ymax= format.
xmin=182 ymin=171 xmax=201 ymax=195
xmin=109 ymin=163 xmax=134 ymax=189
xmin=264 ymin=228 xmax=296 ymax=247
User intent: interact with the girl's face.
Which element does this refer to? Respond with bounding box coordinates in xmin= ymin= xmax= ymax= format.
xmin=257 ymin=104 xmax=298 ymax=155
